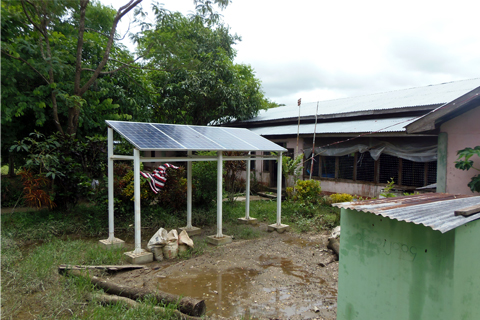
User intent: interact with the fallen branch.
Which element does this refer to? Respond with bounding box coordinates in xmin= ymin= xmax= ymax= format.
xmin=61 ymin=269 xmax=205 ymax=317
xmin=91 ymin=293 xmax=201 ymax=320
xmin=327 ymin=238 xmax=340 ymax=261
xmin=58 ymin=264 xmax=145 ymax=273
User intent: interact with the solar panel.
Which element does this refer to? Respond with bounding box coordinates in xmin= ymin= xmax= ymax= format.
xmin=189 ymin=126 xmax=256 ymax=150
xmin=106 ymin=121 xmax=184 ymax=150
xmin=106 ymin=120 xmax=287 ymax=152
xmin=152 ymin=124 xmax=223 ymax=150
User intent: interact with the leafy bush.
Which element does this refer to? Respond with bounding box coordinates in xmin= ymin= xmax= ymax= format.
xmin=192 ymin=151 xmax=218 ymax=207
xmin=1 ymin=175 xmax=24 ymax=207
xmin=455 ymin=146 xmax=480 ymax=192
xmin=329 ymin=193 xmax=353 ymax=204
xmin=9 ymin=132 xmax=107 ymax=208
xmin=291 ymin=179 xmax=322 ymax=204
xmin=158 ymin=166 xmax=187 ymax=213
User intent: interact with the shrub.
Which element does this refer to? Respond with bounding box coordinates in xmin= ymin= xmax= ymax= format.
xmin=192 ymin=151 xmax=217 ymax=207
xmin=157 ymin=166 xmax=187 ymax=213
xmin=329 ymin=193 xmax=353 ymax=204
xmin=291 ymin=179 xmax=322 ymax=204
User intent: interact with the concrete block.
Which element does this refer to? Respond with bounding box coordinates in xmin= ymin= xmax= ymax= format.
xmin=206 ymin=235 xmax=233 ymax=246
xmin=178 ymin=226 xmax=202 ymax=236
xmin=237 ymin=217 xmax=258 ymax=225
xmin=268 ymin=223 xmax=290 ymax=233
xmin=124 ymin=249 xmax=154 ymax=264
xmin=99 ymin=237 xmax=125 ymax=249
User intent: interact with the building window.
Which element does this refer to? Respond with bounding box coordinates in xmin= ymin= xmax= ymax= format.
xmin=338 ymin=154 xmax=355 ymax=180
xmin=321 ymin=156 xmax=336 ymax=178
xmin=250 ymin=151 xmax=256 ymax=171
xmin=356 ymin=152 xmax=375 ymax=182
xmin=402 ymin=159 xmax=425 ymax=187
xmin=379 ymin=154 xmax=399 ymax=184
xmin=305 ymin=154 xmax=320 ymax=177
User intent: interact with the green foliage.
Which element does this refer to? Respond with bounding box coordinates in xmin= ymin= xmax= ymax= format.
xmin=224 ymin=151 xmax=246 ymax=202
xmin=329 ymin=193 xmax=354 ymax=203
xmin=139 ymin=9 xmax=264 ymax=125
xmin=192 ymin=151 xmax=218 ymax=207
xmin=290 ymin=179 xmax=322 ymax=204
xmin=380 ymin=178 xmax=397 ymax=198
xmin=1 ymin=175 xmax=24 ymax=207
xmin=10 ymin=131 xmax=107 ymax=208
xmin=455 ymin=146 xmax=480 ymax=192
xmin=278 ymin=153 xmax=304 ymax=188
xmin=157 ymin=166 xmax=188 ymax=213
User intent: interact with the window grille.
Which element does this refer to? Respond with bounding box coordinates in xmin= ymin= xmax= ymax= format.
xmin=338 ymin=154 xmax=355 ymax=180
xmin=356 ymin=152 xmax=375 ymax=182
xmin=306 ymin=155 xmax=320 ymax=177
xmin=427 ymin=161 xmax=437 ymax=185
xmin=402 ymin=159 xmax=425 ymax=187
xmin=321 ymin=156 xmax=336 ymax=178
xmin=379 ymin=154 xmax=399 ymax=184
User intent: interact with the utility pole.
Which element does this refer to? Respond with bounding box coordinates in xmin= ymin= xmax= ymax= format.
xmin=309 ymin=101 xmax=319 ymax=179
xmin=296 ymin=98 xmax=301 ymax=157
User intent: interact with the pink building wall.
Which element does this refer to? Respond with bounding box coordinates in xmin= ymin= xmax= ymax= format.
xmin=441 ymin=106 xmax=480 ymax=195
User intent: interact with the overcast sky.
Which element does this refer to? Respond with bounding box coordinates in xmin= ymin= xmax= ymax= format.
xmin=101 ymin=0 xmax=480 ymax=106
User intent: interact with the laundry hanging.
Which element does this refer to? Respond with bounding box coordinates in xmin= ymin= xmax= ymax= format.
xmin=140 ymin=164 xmax=179 ymax=194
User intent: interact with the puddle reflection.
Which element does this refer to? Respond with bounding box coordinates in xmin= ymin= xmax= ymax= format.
xmin=157 ymin=267 xmax=259 ymax=318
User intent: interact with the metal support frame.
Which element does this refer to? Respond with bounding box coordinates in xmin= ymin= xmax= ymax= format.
xmin=187 ymin=151 xmax=193 ymax=229
xmin=245 ymin=152 xmax=251 ymax=219
xmin=133 ymin=148 xmax=142 ymax=254
xmin=107 ymin=128 xmax=115 ymax=241
xmin=276 ymin=152 xmax=283 ymax=226
xmin=216 ymin=151 xmax=223 ymax=237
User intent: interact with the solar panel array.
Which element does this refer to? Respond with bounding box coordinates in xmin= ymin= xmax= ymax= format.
xmin=106 ymin=120 xmax=287 ymax=152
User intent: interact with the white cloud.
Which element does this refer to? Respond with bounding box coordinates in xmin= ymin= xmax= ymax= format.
xmin=102 ymin=0 xmax=480 ymax=106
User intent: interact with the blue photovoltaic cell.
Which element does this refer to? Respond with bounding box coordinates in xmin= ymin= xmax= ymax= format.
xmin=107 ymin=121 xmax=183 ymax=150
xmin=106 ymin=120 xmax=287 ymax=152
xmin=189 ymin=126 xmax=256 ymax=150
xmin=152 ymin=124 xmax=223 ymax=149
xmin=225 ymin=127 xmax=286 ymax=151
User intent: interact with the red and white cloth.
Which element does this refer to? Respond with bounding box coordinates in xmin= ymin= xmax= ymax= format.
xmin=140 ymin=163 xmax=179 ymax=194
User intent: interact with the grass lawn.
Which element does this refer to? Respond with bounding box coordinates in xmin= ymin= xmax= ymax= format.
xmin=1 ymin=199 xmax=340 ymax=319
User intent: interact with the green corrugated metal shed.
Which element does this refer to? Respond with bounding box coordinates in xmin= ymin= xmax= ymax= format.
xmin=333 ymin=194 xmax=480 ymax=320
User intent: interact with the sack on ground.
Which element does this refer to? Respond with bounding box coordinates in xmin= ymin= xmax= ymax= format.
xmin=147 ymin=228 xmax=168 ymax=251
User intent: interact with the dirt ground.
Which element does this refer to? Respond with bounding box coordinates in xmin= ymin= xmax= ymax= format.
xmin=112 ymin=223 xmax=339 ymax=320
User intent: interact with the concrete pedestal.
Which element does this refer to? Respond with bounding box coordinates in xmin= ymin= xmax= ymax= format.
xmin=124 ymin=249 xmax=153 ymax=264
xmin=237 ymin=217 xmax=258 ymax=225
xmin=99 ymin=237 xmax=125 ymax=249
xmin=178 ymin=226 xmax=202 ymax=236
xmin=268 ymin=223 xmax=290 ymax=233
xmin=206 ymin=235 xmax=233 ymax=246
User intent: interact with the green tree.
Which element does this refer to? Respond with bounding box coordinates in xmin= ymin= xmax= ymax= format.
xmin=137 ymin=8 xmax=264 ymax=125
xmin=455 ymin=146 xmax=480 ymax=193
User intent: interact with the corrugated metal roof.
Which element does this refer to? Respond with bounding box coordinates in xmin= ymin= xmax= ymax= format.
xmin=333 ymin=193 xmax=480 ymax=233
xmin=249 ymin=117 xmax=417 ymax=136
xmin=245 ymin=78 xmax=480 ymax=123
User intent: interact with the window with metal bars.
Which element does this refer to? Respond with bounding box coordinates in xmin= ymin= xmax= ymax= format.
xmin=338 ymin=154 xmax=355 ymax=180
xmin=305 ymin=154 xmax=320 ymax=177
xmin=379 ymin=154 xmax=399 ymax=184
xmin=356 ymin=152 xmax=375 ymax=182
xmin=321 ymin=156 xmax=336 ymax=178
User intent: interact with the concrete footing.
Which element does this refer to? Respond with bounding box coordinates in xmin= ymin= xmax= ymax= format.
xmin=178 ymin=226 xmax=202 ymax=236
xmin=99 ymin=237 xmax=125 ymax=249
xmin=206 ymin=235 xmax=233 ymax=246
xmin=237 ymin=217 xmax=258 ymax=225
xmin=124 ymin=249 xmax=153 ymax=264
xmin=268 ymin=223 xmax=290 ymax=233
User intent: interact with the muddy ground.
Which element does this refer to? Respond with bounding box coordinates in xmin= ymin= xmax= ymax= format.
xmin=113 ymin=223 xmax=338 ymax=320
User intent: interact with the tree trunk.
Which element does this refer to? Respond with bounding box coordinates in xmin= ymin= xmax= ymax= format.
xmin=91 ymin=293 xmax=202 ymax=320
xmin=61 ymin=269 xmax=206 ymax=317
xmin=8 ymin=154 xmax=15 ymax=177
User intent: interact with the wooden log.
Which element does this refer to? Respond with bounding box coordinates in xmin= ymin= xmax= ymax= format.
xmin=327 ymin=238 xmax=340 ymax=261
xmin=63 ymin=269 xmax=206 ymax=317
xmin=92 ymin=293 xmax=201 ymax=320
xmin=58 ymin=264 xmax=145 ymax=273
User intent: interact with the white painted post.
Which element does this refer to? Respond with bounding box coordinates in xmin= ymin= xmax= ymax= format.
xmin=216 ymin=151 xmax=223 ymax=238
xmin=133 ymin=148 xmax=142 ymax=254
xmin=187 ymin=151 xmax=193 ymax=229
xmin=245 ymin=152 xmax=251 ymax=219
xmin=276 ymin=152 xmax=283 ymax=226
xmin=107 ymin=127 xmax=114 ymax=241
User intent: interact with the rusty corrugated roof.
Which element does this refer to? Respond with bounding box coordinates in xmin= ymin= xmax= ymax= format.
xmin=332 ymin=193 xmax=480 ymax=233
